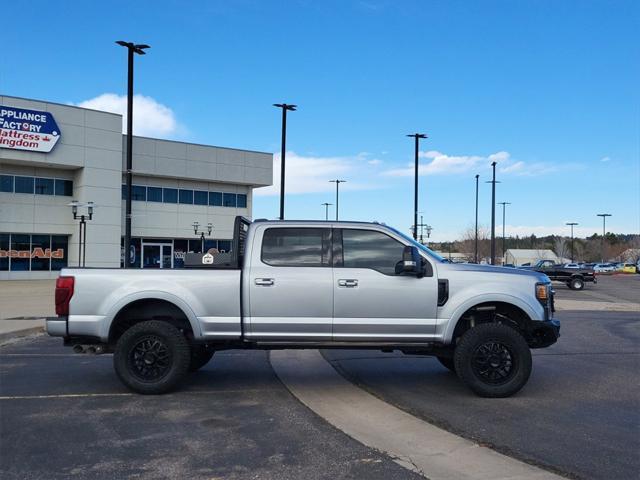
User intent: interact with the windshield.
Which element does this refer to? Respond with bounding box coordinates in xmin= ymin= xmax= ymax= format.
xmin=386 ymin=226 xmax=447 ymax=262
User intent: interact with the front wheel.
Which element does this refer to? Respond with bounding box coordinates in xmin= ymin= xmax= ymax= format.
xmin=569 ymin=277 xmax=584 ymax=290
xmin=454 ymin=323 xmax=532 ymax=398
xmin=114 ymin=320 xmax=191 ymax=394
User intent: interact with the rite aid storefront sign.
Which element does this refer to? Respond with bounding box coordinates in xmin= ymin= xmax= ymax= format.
xmin=0 ymin=105 xmax=61 ymax=153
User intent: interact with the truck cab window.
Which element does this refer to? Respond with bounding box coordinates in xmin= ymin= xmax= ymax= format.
xmin=340 ymin=229 xmax=405 ymax=275
xmin=261 ymin=228 xmax=330 ymax=267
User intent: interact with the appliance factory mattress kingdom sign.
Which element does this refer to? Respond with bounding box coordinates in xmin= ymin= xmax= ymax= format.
xmin=0 ymin=105 xmax=61 ymax=153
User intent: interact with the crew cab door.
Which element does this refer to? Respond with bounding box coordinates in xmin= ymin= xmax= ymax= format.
xmin=246 ymin=226 xmax=333 ymax=341
xmin=332 ymin=228 xmax=438 ymax=342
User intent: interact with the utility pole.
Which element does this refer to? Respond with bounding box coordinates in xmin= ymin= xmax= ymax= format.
xmin=329 ymin=180 xmax=346 ymax=220
xmin=596 ymin=214 xmax=612 ymax=262
xmin=566 ymin=222 xmax=578 ymax=262
xmin=273 ymin=103 xmax=297 ymax=220
xmin=498 ymin=201 xmax=511 ymax=265
xmin=321 ymin=202 xmax=332 ymax=221
xmin=116 ymin=41 xmax=150 ymax=268
xmin=406 ymin=133 xmax=427 ymax=239
xmin=474 ymin=174 xmax=479 ymax=263
xmin=485 ymin=162 xmax=500 ymax=265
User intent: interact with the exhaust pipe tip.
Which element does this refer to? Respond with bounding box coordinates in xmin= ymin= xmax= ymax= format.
xmin=86 ymin=346 xmax=96 ymax=355
xmin=73 ymin=344 xmax=84 ymax=354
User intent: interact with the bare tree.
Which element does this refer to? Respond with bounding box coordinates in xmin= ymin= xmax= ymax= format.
xmin=553 ymin=237 xmax=568 ymax=262
xmin=458 ymin=225 xmax=491 ymax=263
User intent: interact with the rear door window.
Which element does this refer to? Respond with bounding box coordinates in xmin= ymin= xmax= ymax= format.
xmin=261 ymin=228 xmax=331 ymax=267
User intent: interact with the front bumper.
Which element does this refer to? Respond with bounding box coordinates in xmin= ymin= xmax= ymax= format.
xmin=46 ymin=316 xmax=67 ymax=337
xmin=527 ymin=318 xmax=560 ymax=348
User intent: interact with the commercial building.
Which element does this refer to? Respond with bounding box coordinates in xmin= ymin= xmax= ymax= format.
xmin=0 ymin=95 xmax=273 ymax=280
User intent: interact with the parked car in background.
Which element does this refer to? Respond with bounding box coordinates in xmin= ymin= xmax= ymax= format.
xmin=594 ymin=263 xmax=615 ymax=273
xmin=622 ymin=263 xmax=637 ymax=274
xmin=564 ymin=263 xmax=581 ymax=269
xmin=584 ymin=263 xmax=596 ymax=269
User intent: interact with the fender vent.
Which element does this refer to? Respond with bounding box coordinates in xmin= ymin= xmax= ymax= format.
xmin=438 ymin=279 xmax=449 ymax=306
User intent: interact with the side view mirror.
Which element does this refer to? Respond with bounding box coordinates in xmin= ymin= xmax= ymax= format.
xmin=395 ymin=246 xmax=424 ymax=277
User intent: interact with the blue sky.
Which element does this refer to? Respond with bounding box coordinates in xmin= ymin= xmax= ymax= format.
xmin=2 ymin=0 xmax=638 ymax=240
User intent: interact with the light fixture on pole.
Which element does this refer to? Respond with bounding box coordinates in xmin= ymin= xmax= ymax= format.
xmin=193 ymin=221 xmax=213 ymax=252
xmin=116 ymin=40 xmax=150 ymax=268
xmin=321 ymin=202 xmax=333 ymax=221
xmin=566 ymin=222 xmax=578 ymax=262
xmin=485 ymin=162 xmax=501 ymax=265
xmin=596 ymin=214 xmax=612 ymax=262
xmin=273 ymin=103 xmax=297 ymax=220
xmin=68 ymin=201 xmax=94 ymax=267
xmin=498 ymin=201 xmax=511 ymax=264
xmin=329 ymin=180 xmax=346 ymax=220
xmin=406 ymin=133 xmax=427 ymax=239
xmin=474 ymin=174 xmax=479 ymax=263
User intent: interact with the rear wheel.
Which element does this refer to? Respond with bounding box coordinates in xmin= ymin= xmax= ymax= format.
xmin=569 ymin=277 xmax=585 ymax=290
xmin=454 ymin=323 xmax=532 ymax=398
xmin=114 ymin=320 xmax=191 ymax=394
xmin=436 ymin=356 xmax=456 ymax=373
xmin=189 ymin=345 xmax=215 ymax=372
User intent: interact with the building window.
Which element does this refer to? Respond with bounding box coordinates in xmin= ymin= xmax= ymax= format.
xmin=0 ymin=234 xmax=8 ymax=271
xmin=163 ymin=188 xmax=178 ymax=203
xmin=209 ymin=191 xmax=223 ymax=207
xmin=261 ymin=228 xmax=330 ymax=267
xmin=0 ymin=234 xmax=69 ymax=272
xmin=122 ymin=184 xmax=127 ymax=200
xmin=1 ymin=175 xmax=14 ymax=193
xmin=147 ymin=186 xmax=162 ymax=202
xmin=30 ymin=235 xmax=51 ymax=271
xmin=179 ymin=189 xmax=194 ymax=204
xmin=223 ymin=193 xmax=237 ymax=207
xmin=35 ymin=178 xmax=55 ymax=195
xmin=237 ymin=193 xmax=247 ymax=208
xmin=51 ymin=236 xmax=69 ymax=271
xmin=218 ymin=240 xmax=232 ymax=252
xmin=194 ymin=190 xmax=208 ymax=205
xmin=132 ymin=185 xmax=147 ymax=201
xmin=54 ymin=179 xmax=73 ymax=196
xmin=9 ymin=234 xmax=31 ymax=271
xmin=14 ymin=176 xmax=35 ymax=194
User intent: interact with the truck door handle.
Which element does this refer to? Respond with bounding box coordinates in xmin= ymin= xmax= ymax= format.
xmin=338 ymin=279 xmax=358 ymax=287
xmin=255 ymin=278 xmax=274 ymax=286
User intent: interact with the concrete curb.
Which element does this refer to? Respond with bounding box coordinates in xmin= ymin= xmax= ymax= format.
xmin=271 ymin=349 xmax=564 ymax=480
xmin=0 ymin=326 xmax=45 ymax=345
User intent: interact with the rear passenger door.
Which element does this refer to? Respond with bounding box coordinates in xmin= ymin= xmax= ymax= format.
xmin=246 ymin=226 xmax=333 ymax=341
xmin=332 ymin=228 xmax=438 ymax=342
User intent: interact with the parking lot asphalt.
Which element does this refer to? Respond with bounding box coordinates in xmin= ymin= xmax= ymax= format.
xmin=322 ymin=308 xmax=640 ymax=480
xmin=0 ymin=337 xmax=422 ymax=480
xmin=552 ymin=273 xmax=640 ymax=304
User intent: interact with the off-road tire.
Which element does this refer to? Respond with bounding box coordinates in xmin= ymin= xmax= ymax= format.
xmin=454 ymin=323 xmax=532 ymax=398
xmin=569 ymin=277 xmax=584 ymax=290
xmin=436 ymin=356 xmax=456 ymax=373
xmin=114 ymin=320 xmax=191 ymax=394
xmin=189 ymin=345 xmax=215 ymax=372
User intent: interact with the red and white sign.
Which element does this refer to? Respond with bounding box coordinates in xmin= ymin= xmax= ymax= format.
xmin=0 ymin=106 xmax=61 ymax=153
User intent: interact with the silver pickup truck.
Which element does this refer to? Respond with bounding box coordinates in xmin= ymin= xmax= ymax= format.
xmin=48 ymin=217 xmax=559 ymax=397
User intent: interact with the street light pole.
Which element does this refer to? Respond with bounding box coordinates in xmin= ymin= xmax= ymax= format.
xmin=329 ymin=180 xmax=346 ymax=220
xmin=498 ymin=202 xmax=511 ymax=265
xmin=273 ymin=103 xmax=297 ymax=220
xmin=474 ymin=174 xmax=479 ymax=263
xmin=321 ymin=202 xmax=333 ymax=221
xmin=117 ymin=40 xmax=149 ymax=269
xmin=485 ymin=162 xmax=500 ymax=265
xmin=69 ymin=201 xmax=94 ymax=267
xmin=566 ymin=222 xmax=578 ymax=262
xmin=406 ymin=133 xmax=427 ymax=239
xmin=596 ymin=214 xmax=612 ymax=262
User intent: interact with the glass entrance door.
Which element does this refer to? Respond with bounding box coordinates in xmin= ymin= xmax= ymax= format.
xmin=142 ymin=243 xmax=173 ymax=268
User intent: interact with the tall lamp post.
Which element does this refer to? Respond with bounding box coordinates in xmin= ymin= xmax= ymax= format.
xmin=117 ymin=40 xmax=149 ymax=269
xmin=273 ymin=103 xmax=297 ymax=220
xmin=321 ymin=202 xmax=333 ymax=221
xmin=485 ymin=162 xmax=500 ymax=265
xmin=68 ymin=201 xmax=94 ymax=267
xmin=474 ymin=174 xmax=479 ymax=263
xmin=329 ymin=180 xmax=346 ymax=220
xmin=193 ymin=222 xmax=213 ymax=252
xmin=596 ymin=213 xmax=612 ymax=262
xmin=566 ymin=222 xmax=578 ymax=262
xmin=406 ymin=133 xmax=427 ymax=239
xmin=498 ymin=201 xmax=511 ymax=265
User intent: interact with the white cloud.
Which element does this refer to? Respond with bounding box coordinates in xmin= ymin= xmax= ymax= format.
xmin=254 ymin=151 xmax=366 ymax=196
xmin=600 ymin=156 xmax=611 ymax=162
xmin=367 ymin=159 xmax=383 ymax=165
xmin=383 ymin=150 xmax=510 ymax=177
xmin=75 ymin=93 xmax=178 ymax=137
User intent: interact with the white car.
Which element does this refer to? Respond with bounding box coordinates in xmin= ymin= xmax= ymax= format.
xmin=563 ymin=263 xmax=581 ymax=269
xmin=594 ymin=263 xmax=614 ymax=273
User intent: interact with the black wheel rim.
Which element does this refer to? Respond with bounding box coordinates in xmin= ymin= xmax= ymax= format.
xmin=471 ymin=340 xmax=516 ymax=385
xmin=128 ymin=335 xmax=172 ymax=382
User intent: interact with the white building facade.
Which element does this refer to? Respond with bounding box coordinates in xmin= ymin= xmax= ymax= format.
xmin=0 ymin=96 xmax=272 ymax=280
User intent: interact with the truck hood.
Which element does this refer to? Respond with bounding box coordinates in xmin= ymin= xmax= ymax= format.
xmin=437 ymin=262 xmax=549 ymax=282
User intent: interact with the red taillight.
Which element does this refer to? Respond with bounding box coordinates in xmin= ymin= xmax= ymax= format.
xmin=55 ymin=276 xmax=74 ymax=316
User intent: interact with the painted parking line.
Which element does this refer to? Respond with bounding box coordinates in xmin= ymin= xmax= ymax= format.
xmin=0 ymin=388 xmax=282 ymax=401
